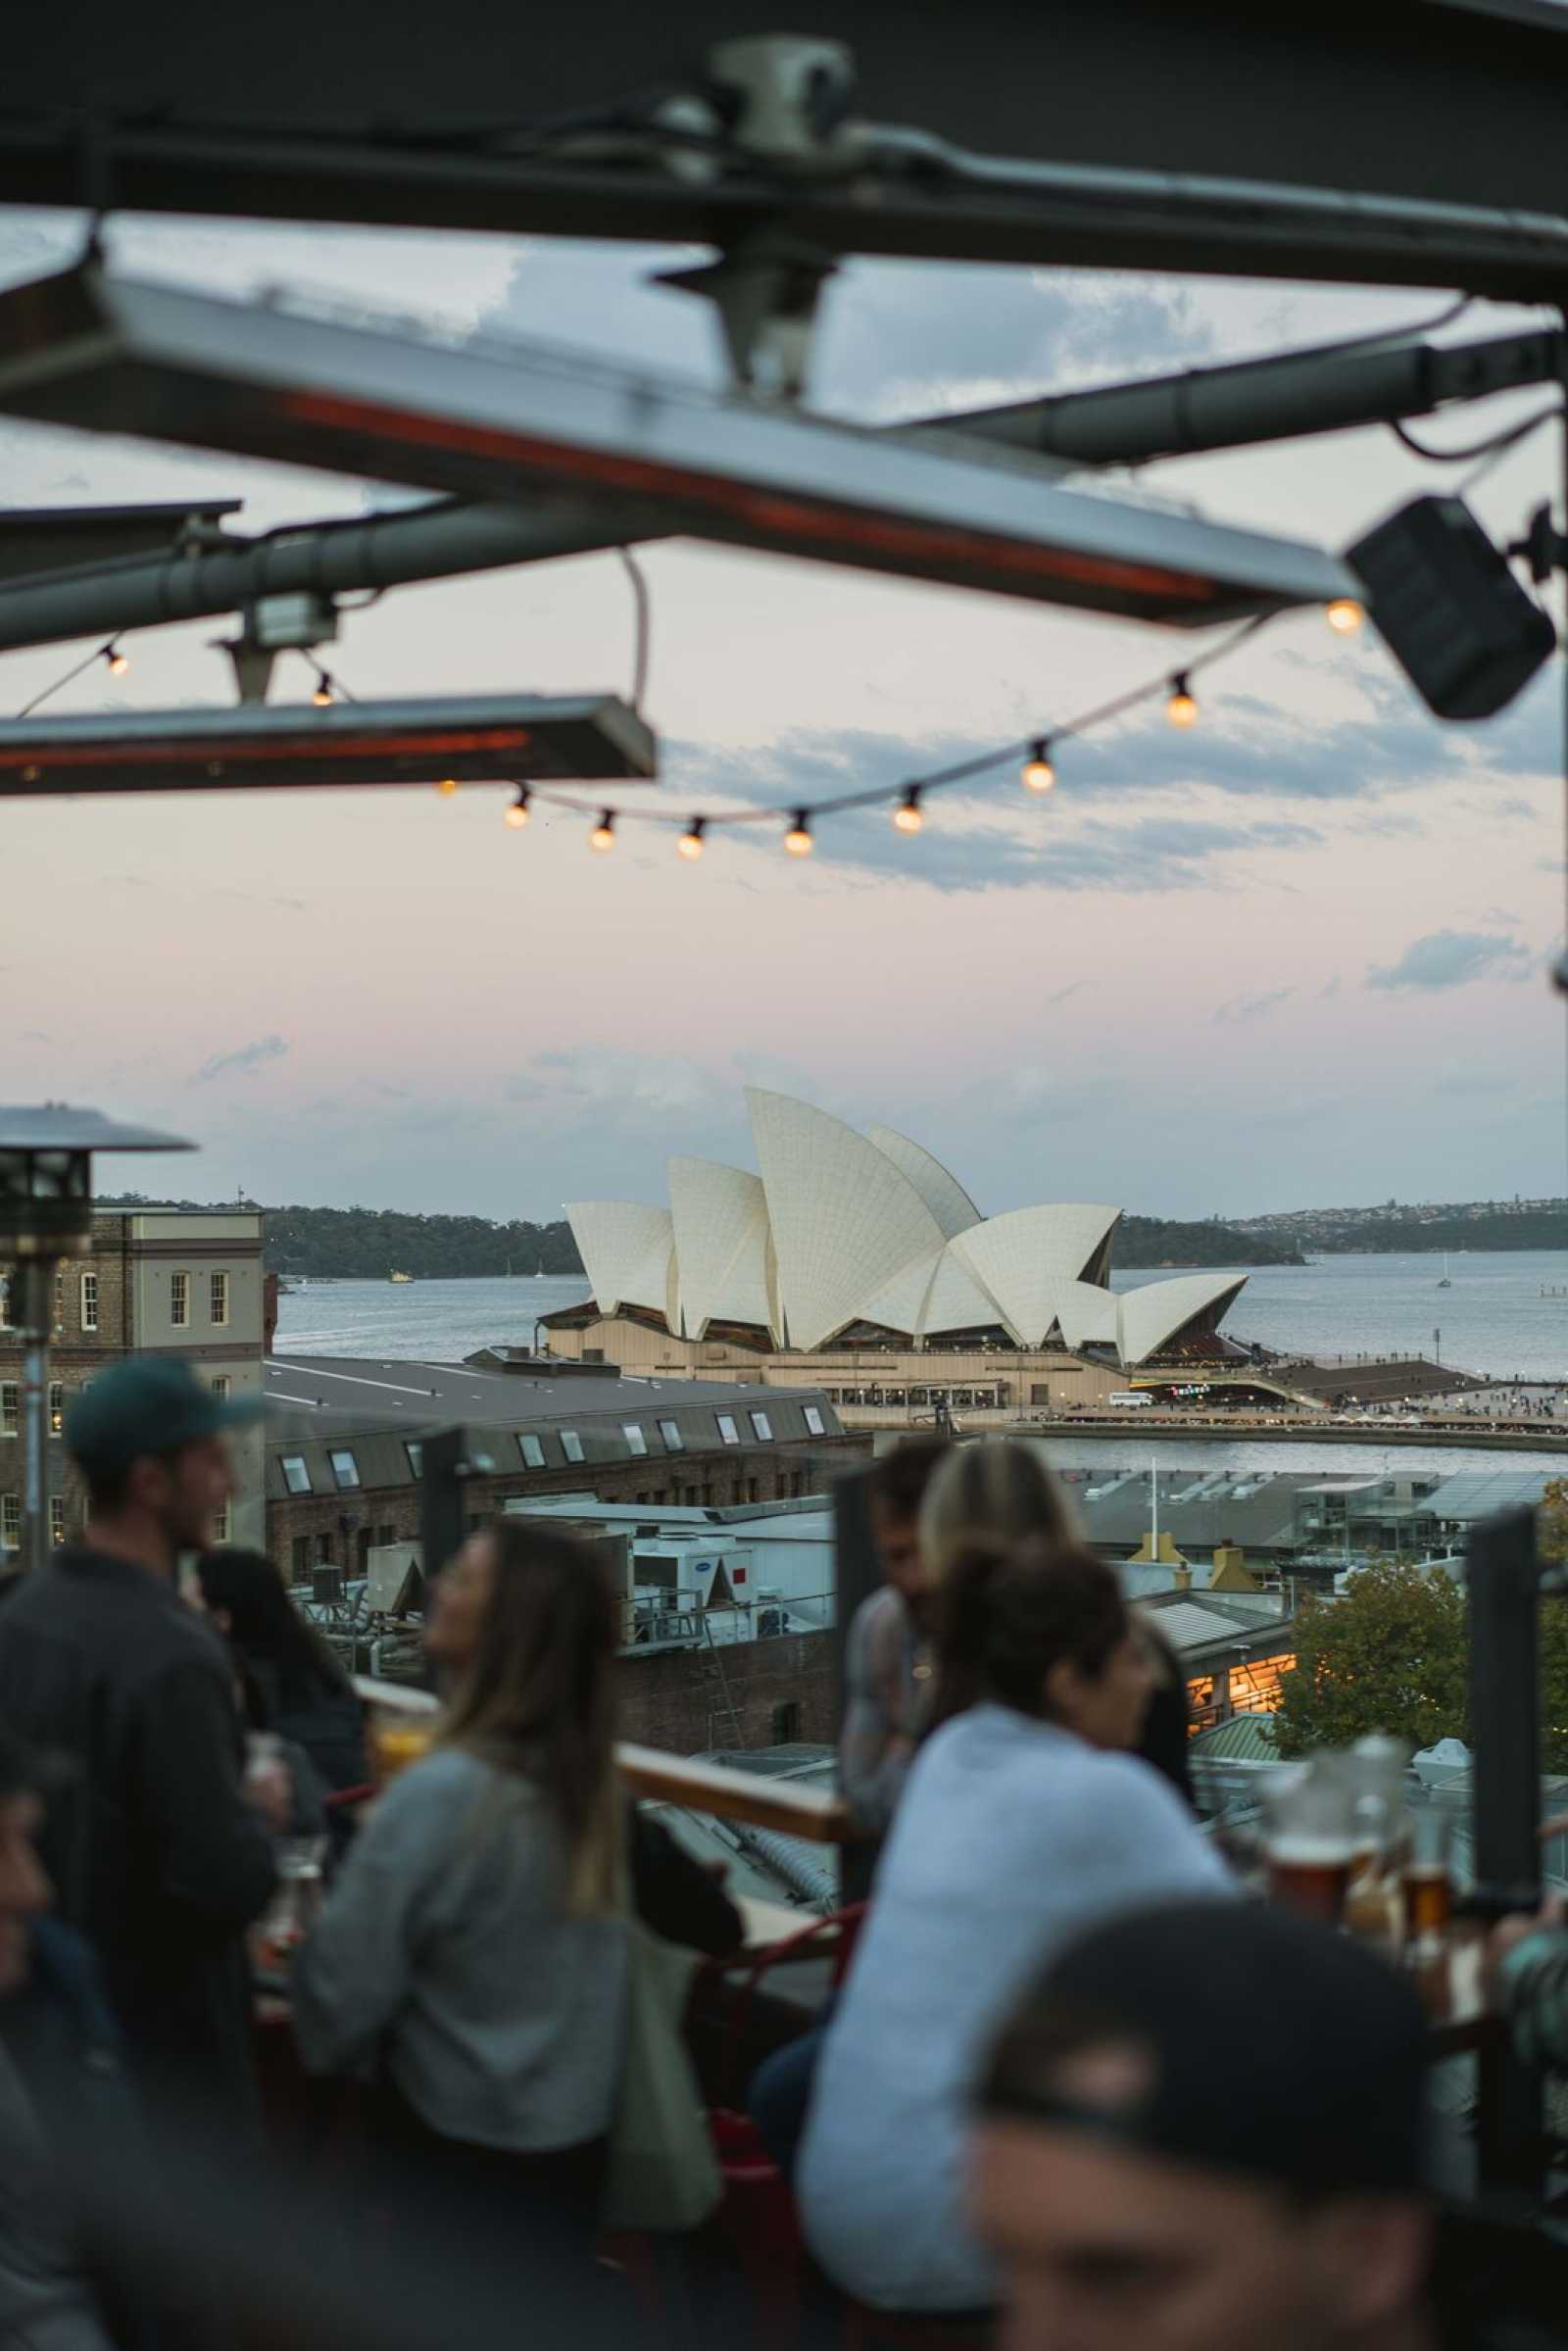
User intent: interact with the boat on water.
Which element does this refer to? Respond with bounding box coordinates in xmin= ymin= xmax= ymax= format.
xmin=388 ymin=1269 xmax=415 ymax=1285
xmin=1438 ymin=1252 xmax=1452 ymax=1289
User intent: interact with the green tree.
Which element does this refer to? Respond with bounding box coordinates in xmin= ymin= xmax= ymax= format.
xmin=1274 ymin=1561 xmax=1470 ymax=1757
xmin=1275 ymin=1553 xmax=1568 ymax=1770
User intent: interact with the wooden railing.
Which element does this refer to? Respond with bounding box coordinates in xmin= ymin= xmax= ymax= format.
xmin=353 ymin=1676 xmax=856 ymax=1846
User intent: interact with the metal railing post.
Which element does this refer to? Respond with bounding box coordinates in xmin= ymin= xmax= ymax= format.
xmin=418 ymin=1426 xmax=468 ymax=1599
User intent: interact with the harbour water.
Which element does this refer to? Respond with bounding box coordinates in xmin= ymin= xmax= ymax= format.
xmin=275 ymin=1251 xmax=1568 ymax=1383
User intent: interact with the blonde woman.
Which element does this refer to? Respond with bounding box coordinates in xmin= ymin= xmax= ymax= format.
xmin=292 ymin=1523 xmax=628 ymax=2260
xmin=918 ymin=1438 xmax=1195 ymax=1805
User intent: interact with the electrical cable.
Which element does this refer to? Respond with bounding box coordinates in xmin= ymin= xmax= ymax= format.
xmin=615 ymin=548 xmax=651 ymax=710
xmin=1392 ymin=404 xmax=1559 ymax=467
xmin=15 ymin=638 xmax=128 ymax=718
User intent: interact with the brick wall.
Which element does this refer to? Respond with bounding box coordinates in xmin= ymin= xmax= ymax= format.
xmin=614 ymin=1626 xmax=839 ymax=1753
xmin=268 ymin=1435 xmax=869 ymax=1585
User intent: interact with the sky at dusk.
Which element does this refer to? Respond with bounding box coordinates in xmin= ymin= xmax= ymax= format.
xmin=0 ymin=204 xmax=1563 ymax=1228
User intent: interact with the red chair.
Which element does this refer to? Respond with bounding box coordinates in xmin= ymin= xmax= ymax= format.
xmin=695 ymin=1904 xmax=867 ymax=2351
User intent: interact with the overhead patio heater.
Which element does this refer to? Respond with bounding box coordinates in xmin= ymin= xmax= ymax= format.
xmin=0 ymin=267 xmax=1360 ymax=628
xmin=0 ymin=693 xmax=656 ymax=799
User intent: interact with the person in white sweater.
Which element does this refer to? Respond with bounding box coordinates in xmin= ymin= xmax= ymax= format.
xmin=798 ymin=1538 xmax=1233 ymax=2316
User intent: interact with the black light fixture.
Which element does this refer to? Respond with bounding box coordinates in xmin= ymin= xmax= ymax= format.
xmin=1347 ymin=495 xmax=1556 ymax=720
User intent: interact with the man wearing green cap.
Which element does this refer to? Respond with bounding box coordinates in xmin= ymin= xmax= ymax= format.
xmin=0 ymin=1356 xmax=282 ymax=2122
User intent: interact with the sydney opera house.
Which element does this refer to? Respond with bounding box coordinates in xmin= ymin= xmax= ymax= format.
xmin=541 ymin=1092 xmax=1247 ymax=1416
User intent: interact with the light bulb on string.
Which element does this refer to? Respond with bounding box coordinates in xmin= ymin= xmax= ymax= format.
xmin=784 ymin=809 xmax=814 ymax=857
xmin=312 ymin=668 xmax=335 ymax=707
xmin=1021 ymin=738 xmax=1056 ymax=794
xmin=1166 ymin=672 xmax=1199 ymax=728
xmin=504 ymin=788 xmax=531 ymax=830
xmin=677 ymin=817 xmax=706 ymax=861
xmin=103 ymin=641 xmax=129 ymax=677
xmin=893 ymin=787 xmax=924 ymax=835
xmin=436 ymin=777 xmax=460 ymax=799
xmin=1326 ymin=598 xmax=1364 ymax=635
xmin=590 ymin=810 xmax=616 ymax=854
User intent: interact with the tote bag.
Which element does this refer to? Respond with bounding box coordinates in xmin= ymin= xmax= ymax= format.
xmin=601 ymin=1914 xmax=722 ymax=2235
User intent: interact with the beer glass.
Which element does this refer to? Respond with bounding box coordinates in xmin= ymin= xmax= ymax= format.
xmin=1400 ymin=1808 xmax=1452 ymax=1947
xmin=368 ymin=1703 xmax=435 ymax=1786
xmin=1262 ymin=1763 xmax=1357 ymax=1928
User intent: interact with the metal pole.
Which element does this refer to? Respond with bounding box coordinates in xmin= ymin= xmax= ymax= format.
xmin=14 ymin=1260 xmax=53 ymax=1575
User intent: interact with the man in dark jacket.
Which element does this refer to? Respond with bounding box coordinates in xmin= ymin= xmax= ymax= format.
xmin=0 ymin=1359 xmax=281 ymax=2122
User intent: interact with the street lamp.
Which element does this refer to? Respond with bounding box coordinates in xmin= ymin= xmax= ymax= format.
xmin=0 ymin=1105 xmax=193 ymax=1575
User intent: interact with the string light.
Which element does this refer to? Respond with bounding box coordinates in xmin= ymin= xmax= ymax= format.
xmin=436 ymin=776 xmax=460 ymax=798
xmin=893 ymin=786 xmax=924 ymax=835
xmin=677 ymin=817 xmax=706 ymax=860
xmin=590 ymin=810 xmax=616 ymax=853
xmin=1021 ymin=738 xmax=1056 ymax=795
xmin=504 ymin=788 xmax=531 ymax=830
xmin=1326 ymin=598 xmax=1364 ymax=634
xmin=784 ymin=809 xmax=814 ymax=857
xmin=103 ymin=641 xmax=129 ymax=677
xmin=311 ymin=667 xmax=335 ymax=707
xmin=1166 ymin=671 xmax=1199 ymax=728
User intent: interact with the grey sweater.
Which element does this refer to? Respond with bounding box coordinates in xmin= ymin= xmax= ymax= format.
xmin=798 ymin=1704 xmax=1234 ymax=2312
xmin=292 ymin=1748 xmax=627 ymax=2152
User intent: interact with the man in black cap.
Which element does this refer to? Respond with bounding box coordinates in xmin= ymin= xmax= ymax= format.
xmin=0 ymin=1358 xmax=281 ymax=2122
xmin=969 ymin=1901 xmax=1562 ymax=2351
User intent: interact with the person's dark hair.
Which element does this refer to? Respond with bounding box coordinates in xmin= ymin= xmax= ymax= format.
xmin=196 ymin=1548 xmax=351 ymax=1702
xmin=866 ymin=1436 xmax=953 ymax=1523
xmin=929 ymin=1537 xmax=1129 ymax=1733
xmin=439 ymin=1522 xmax=621 ymax=1914
xmin=84 ymin=1461 xmax=138 ymax=1516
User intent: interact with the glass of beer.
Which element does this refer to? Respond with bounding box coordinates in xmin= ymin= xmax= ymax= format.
xmin=1262 ymin=1764 xmax=1357 ymax=1928
xmin=368 ymin=1705 xmax=435 ymax=1786
xmin=1400 ymin=1808 xmax=1452 ymax=1948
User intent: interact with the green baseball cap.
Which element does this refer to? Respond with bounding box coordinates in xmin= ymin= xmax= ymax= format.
xmin=65 ymin=1356 xmax=264 ymax=1480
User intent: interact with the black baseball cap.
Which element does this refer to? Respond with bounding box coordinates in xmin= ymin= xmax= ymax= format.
xmin=65 ymin=1356 xmax=264 ymax=1482
xmin=980 ymin=1899 xmax=1430 ymax=2201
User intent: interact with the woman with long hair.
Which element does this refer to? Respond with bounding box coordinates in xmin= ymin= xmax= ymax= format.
xmin=796 ymin=1537 xmax=1231 ymax=2317
xmin=291 ymin=1523 xmax=630 ymax=2260
xmin=196 ymin=1548 xmax=367 ymax=1793
xmin=918 ymin=1438 xmax=1196 ymax=1805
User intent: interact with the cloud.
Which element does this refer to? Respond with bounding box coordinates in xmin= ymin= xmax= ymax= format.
xmin=1365 ymin=930 xmax=1532 ymax=992
xmin=1214 ymin=988 xmax=1295 ymax=1024
xmin=191 ymin=1035 xmax=290 ymax=1084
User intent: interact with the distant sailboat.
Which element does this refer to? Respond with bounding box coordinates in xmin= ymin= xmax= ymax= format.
xmin=1437 ymin=1252 xmax=1452 ymax=1290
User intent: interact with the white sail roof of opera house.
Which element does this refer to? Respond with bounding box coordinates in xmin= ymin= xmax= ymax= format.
xmin=564 ymin=1089 xmax=1247 ymax=1368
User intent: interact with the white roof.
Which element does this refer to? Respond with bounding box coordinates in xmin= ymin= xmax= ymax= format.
xmin=1116 ymin=1271 xmax=1248 ymax=1367
xmin=747 ymin=1088 xmax=946 ymax=1351
xmin=950 ymin=1204 xmax=1121 ymax=1345
xmin=563 ymin=1200 xmax=674 ymax=1320
xmin=863 ymin=1125 xmax=982 ymax=1240
xmin=667 ymin=1157 xmax=775 ymax=1340
xmin=562 ymin=1091 xmax=1247 ymax=1361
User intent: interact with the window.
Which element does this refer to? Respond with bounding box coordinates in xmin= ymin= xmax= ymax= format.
xmin=715 ymin=1413 xmax=740 ymax=1446
xmin=404 ymin=1441 xmax=423 ymax=1479
xmin=0 ymin=1275 xmax=9 ymax=1330
xmin=291 ymin=1535 xmax=311 ymax=1582
xmin=518 ymin=1434 xmax=545 ymax=1470
xmin=170 ymin=1271 xmax=189 ymax=1329
xmin=621 ymin=1423 xmax=648 ymax=1457
xmin=803 ymin=1404 xmax=825 ymax=1437
xmin=49 ymin=1497 xmax=64 ymax=1546
xmin=48 ymin=1383 xmax=63 ymax=1436
xmin=316 ymin=1532 xmax=334 ymax=1565
xmin=1 ymin=1495 xmax=18 ymax=1548
xmin=0 ymin=1386 xmax=16 ymax=1438
xmin=280 ymin=1454 xmax=312 ymax=1495
xmin=79 ymin=1272 xmax=98 ymax=1332
xmin=328 ymin=1448 xmax=362 ymax=1491
xmin=749 ymin=1409 xmax=774 ymax=1442
xmin=560 ymin=1430 xmax=585 ymax=1465
xmin=212 ymin=1501 xmax=230 ymax=1543
xmin=210 ymin=1269 xmax=229 ymax=1326
xmin=212 ymin=1376 xmax=231 ymax=1403
xmin=658 ymin=1418 xmax=685 ymax=1452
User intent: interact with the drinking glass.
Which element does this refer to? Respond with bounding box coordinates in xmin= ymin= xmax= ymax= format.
xmin=1400 ymin=1808 xmax=1452 ymax=1947
xmin=1262 ymin=1762 xmax=1357 ymax=1928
